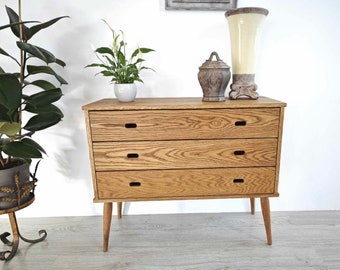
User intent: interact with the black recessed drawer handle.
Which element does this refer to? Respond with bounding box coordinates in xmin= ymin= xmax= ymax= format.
xmin=125 ymin=123 xmax=137 ymax=128
xmin=234 ymin=150 xmax=245 ymax=156
xmin=235 ymin=121 xmax=247 ymax=126
xmin=233 ymin=179 xmax=244 ymax=184
xmin=129 ymin=182 xmax=141 ymax=187
xmin=127 ymin=153 xmax=139 ymax=158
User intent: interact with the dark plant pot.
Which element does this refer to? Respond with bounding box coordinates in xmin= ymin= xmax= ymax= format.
xmin=0 ymin=161 xmax=33 ymax=210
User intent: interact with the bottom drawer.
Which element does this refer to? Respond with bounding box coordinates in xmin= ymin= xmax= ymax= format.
xmin=96 ymin=167 xmax=276 ymax=200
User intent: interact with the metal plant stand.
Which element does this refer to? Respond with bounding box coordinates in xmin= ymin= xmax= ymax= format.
xmin=0 ymin=194 xmax=47 ymax=261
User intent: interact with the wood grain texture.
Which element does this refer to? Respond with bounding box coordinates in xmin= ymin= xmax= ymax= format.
xmin=82 ymin=96 xmax=286 ymax=251
xmin=103 ymin=202 xmax=112 ymax=252
xmin=83 ymin=111 xmax=99 ymax=198
xmin=82 ymin=97 xmax=287 ymax=111
xmin=89 ymin=108 xmax=280 ymax=141
xmin=93 ymin=139 xmax=277 ymax=171
xmin=274 ymin=106 xmax=286 ymax=194
xmin=260 ymin=197 xmax=272 ymax=245
xmin=96 ymin=167 xmax=276 ymax=200
xmin=1 ymin=211 xmax=339 ymax=270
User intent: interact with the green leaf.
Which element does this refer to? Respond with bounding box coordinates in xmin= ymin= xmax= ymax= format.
xmin=0 ymin=48 xmax=10 ymax=57
xmin=21 ymin=138 xmax=46 ymax=155
xmin=0 ymin=138 xmax=10 ymax=149
xmin=17 ymin=42 xmax=57 ymax=64
xmin=24 ymin=103 xmax=64 ymax=117
xmin=24 ymin=88 xmax=63 ymax=107
xmin=0 ymin=73 xmax=22 ymax=112
xmin=5 ymin=6 xmax=68 ymax=41
xmin=0 ymin=47 xmax=20 ymax=65
xmin=131 ymin=47 xmax=155 ymax=58
xmin=5 ymin=6 xmax=32 ymax=40
xmin=27 ymin=65 xmax=68 ymax=85
xmin=95 ymin=47 xmax=115 ymax=57
xmin=28 ymin=16 xmax=70 ymax=40
xmin=101 ymin=71 xmax=115 ymax=77
xmin=0 ymin=111 xmax=9 ymax=122
xmin=24 ymin=112 xmax=62 ymax=132
xmin=85 ymin=63 xmax=109 ymax=69
xmin=117 ymin=51 xmax=126 ymax=66
xmin=0 ymin=122 xmax=20 ymax=137
xmin=132 ymin=58 xmax=145 ymax=65
xmin=56 ymin=58 xmax=66 ymax=67
xmin=30 ymin=80 xmax=57 ymax=90
xmin=3 ymin=140 xmax=42 ymax=159
xmin=103 ymin=56 xmax=117 ymax=69
xmin=0 ymin=104 xmax=18 ymax=122
xmin=16 ymin=42 xmax=48 ymax=63
xmin=0 ymin=20 xmax=37 ymax=31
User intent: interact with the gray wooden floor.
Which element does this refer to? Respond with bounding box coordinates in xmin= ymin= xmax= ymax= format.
xmin=0 ymin=210 xmax=339 ymax=269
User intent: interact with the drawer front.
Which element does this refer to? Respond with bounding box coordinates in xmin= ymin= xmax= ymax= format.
xmin=96 ymin=167 xmax=276 ymax=200
xmin=89 ymin=108 xmax=280 ymax=141
xmin=93 ymin=139 xmax=277 ymax=171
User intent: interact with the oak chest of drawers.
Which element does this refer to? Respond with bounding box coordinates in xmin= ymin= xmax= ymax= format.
xmin=82 ymin=97 xmax=286 ymax=251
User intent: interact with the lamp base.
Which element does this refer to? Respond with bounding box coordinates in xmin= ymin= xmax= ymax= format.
xmin=229 ymin=74 xmax=259 ymax=100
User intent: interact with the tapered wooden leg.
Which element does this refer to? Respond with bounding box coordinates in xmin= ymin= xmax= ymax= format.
xmin=250 ymin=197 xmax=255 ymax=215
xmin=117 ymin=202 xmax=122 ymax=219
xmin=103 ymin=202 xmax=112 ymax=252
xmin=260 ymin=197 xmax=272 ymax=245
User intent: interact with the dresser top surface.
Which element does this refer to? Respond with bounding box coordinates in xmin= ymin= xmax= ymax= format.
xmin=82 ymin=97 xmax=286 ymax=111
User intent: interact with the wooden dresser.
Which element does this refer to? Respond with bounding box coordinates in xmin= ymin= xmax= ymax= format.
xmin=82 ymin=97 xmax=286 ymax=251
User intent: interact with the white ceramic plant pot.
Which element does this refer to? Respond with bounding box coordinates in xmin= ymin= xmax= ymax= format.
xmin=114 ymin=83 xmax=137 ymax=102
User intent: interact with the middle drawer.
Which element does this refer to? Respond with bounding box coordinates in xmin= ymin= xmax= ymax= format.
xmin=93 ymin=138 xmax=277 ymax=171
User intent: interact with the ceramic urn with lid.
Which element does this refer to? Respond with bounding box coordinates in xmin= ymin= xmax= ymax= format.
xmin=198 ymin=51 xmax=231 ymax=102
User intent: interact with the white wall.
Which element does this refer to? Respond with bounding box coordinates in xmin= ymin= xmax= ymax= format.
xmin=1 ymin=0 xmax=339 ymax=217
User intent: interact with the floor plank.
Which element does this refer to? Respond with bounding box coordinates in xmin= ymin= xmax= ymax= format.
xmin=0 ymin=211 xmax=339 ymax=269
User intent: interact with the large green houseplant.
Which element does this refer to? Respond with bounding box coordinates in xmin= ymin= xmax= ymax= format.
xmin=0 ymin=3 xmax=68 ymax=209
xmin=86 ymin=20 xmax=154 ymax=102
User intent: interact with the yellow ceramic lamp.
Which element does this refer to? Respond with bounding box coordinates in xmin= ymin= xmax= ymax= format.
xmin=225 ymin=7 xmax=268 ymax=99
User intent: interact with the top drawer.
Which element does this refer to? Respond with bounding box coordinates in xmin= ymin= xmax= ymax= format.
xmin=89 ymin=108 xmax=280 ymax=141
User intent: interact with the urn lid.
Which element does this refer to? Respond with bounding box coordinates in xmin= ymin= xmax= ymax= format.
xmin=199 ymin=51 xmax=230 ymax=69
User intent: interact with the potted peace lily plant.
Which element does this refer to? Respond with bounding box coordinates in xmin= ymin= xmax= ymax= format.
xmin=86 ymin=21 xmax=154 ymax=102
xmin=0 ymin=4 xmax=68 ymax=209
